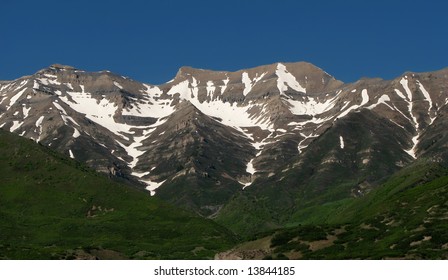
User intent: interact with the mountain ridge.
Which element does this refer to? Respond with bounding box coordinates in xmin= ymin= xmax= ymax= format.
xmin=1 ymin=61 xmax=448 ymax=219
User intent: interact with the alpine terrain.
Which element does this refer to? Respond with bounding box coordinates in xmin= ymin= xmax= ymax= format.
xmin=1 ymin=62 xmax=448 ymax=259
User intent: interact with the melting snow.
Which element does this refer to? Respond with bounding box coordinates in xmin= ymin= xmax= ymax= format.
xmin=242 ymin=72 xmax=252 ymax=96
xmin=276 ymin=63 xmax=306 ymax=94
xmin=242 ymin=72 xmax=267 ymax=96
xmin=246 ymin=159 xmax=256 ymax=175
xmin=221 ymin=76 xmax=229 ymax=93
xmin=37 ymin=77 xmax=61 ymax=86
xmin=366 ymin=95 xmax=392 ymax=110
xmin=400 ymin=77 xmax=419 ymax=159
xmin=33 ymin=81 xmax=39 ymax=90
xmin=336 ymin=89 xmax=369 ymax=119
xmin=417 ymin=81 xmax=435 ymax=124
xmin=73 ymin=127 xmax=81 ymax=138
xmin=22 ymin=105 xmax=31 ymax=118
xmin=113 ymin=81 xmax=123 ymax=89
xmin=7 ymin=88 xmax=27 ymax=110
xmin=394 ymin=89 xmax=407 ymax=100
xmin=69 ymin=150 xmax=75 ymax=159
xmin=286 ymin=93 xmax=339 ymax=115
xmin=339 ymin=135 xmax=345 ymax=149
xmin=53 ymin=102 xmax=80 ymax=127
xmin=35 ymin=116 xmax=44 ymax=127
xmin=206 ymin=81 xmax=216 ymax=96
xmin=144 ymin=179 xmax=167 ymax=195
xmin=10 ymin=121 xmax=24 ymax=132
xmin=361 ymin=89 xmax=369 ymax=106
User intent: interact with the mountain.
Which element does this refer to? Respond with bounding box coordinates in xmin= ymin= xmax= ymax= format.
xmin=216 ymin=161 xmax=448 ymax=259
xmin=0 ymin=129 xmax=237 ymax=259
xmin=1 ymin=62 xmax=448 ymax=224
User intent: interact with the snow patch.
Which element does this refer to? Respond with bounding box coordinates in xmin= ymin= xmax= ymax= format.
xmin=286 ymin=93 xmax=338 ymax=115
xmin=69 ymin=150 xmax=75 ymax=159
xmin=53 ymin=102 xmax=80 ymax=127
xmin=35 ymin=116 xmax=45 ymax=127
xmin=206 ymin=81 xmax=216 ymax=96
xmin=144 ymin=180 xmax=167 ymax=196
xmin=113 ymin=81 xmax=123 ymax=89
xmin=73 ymin=127 xmax=81 ymax=138
xmin=7 ymin=88 xmax=27 ymax=110
xmin=221 ymin=76 xmax=229 ymax=93
xmin=276 ymin=63 xmax=306 ymax=94
xmin=417 ymin=81 xmax=435 ymax=124
xmin=400 ymin=77 xmax=419 ymax=159
xmin=10 ymin=121 xmax=24 ymax=132
xmin=361 ymin=89 xmax=369 ymax=106
xmin=22 ymin=105 xmax=31 ymax=118
xmin=339 ymin=135 xmax=345 ymax=149
xmin=366 ymin=95 xmax=392 ymax=110
xmin=246 ymin=159 xmax=256 ymax=175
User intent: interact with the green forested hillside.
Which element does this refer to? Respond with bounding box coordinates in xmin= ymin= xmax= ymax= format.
xmin=0 ymin=129 xmax=237 ymax=259
xmin=219 ymin=162 xmax=448 ymax=259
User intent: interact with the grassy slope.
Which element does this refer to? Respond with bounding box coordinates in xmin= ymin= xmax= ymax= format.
xmin=0 ymin=129 xmax=237 ymax=259
xmin=221 ymin=161 xmax=448 ymax=259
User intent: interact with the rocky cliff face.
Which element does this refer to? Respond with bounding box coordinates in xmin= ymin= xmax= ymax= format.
xmin=1 ymin=62 xmax=447 ymax=216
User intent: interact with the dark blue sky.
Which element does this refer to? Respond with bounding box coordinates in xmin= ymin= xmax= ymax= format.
xmin=2 ymin=0 xmax=447 ymax=84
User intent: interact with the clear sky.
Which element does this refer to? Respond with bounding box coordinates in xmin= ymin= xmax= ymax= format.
xmin=1 ymin=0 xmax=447 ymax=84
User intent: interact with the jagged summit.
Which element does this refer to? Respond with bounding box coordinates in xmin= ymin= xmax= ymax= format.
xmin=1 ymin=61 xmax=447 ymax=216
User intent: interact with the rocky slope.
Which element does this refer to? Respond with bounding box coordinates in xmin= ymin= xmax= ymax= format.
xmin=1 ymin=62 xmax=447 ymax=218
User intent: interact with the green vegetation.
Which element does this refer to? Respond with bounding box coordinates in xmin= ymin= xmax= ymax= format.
xmin=0 ymin=129 xmax=237 ymax=259
xmin=1 ymin=126 xmax=447 ymax=260
xmin=230 ymin=161 xmax=448 ymax=259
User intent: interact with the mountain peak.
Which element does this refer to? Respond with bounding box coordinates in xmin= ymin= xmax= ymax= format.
xmin=49 ymin=64 xmax=76 ymax=70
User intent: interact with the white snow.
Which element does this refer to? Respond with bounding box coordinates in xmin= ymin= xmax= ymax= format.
xmin=37 ymin=77 xmax=61 ymax=86
xmin=400 ymin=77 xmax=413 ymax=101
xmin=405 ymin=135 xmax=419 ymax=159
xmin=339 ymin=135 xmax=345 ymax=149
xmin=336 ymin=89 xmax=370 ymax=119
xmin=35 ymin=116 xmax=45 ymax=127
xmin=242 ymin=72 xmax=267 ymax=96
xmin=73 ymin=127 xmax=81 ymax=138
xmin=394 ymin=89 xmax=407 ymax=100
xmin=206 ymin=81 xmax=216 ymax=97
xmin=69 ymin=150 xmax=75 ymax=159
xmin=132 ymin=171 xmax=151 ymax=178
xmin=246 ymin=159 xmax=256 ymax=175
xmin=400 ymin=77 xmax=419 ymax=159
xmin=22 ymin=105 xmax=31 ymax=118
xmin=52 ymin=102 xmax=80 ymax=127
xmin=7 ymin=88 xmax=27 ymax=110
xmin=286 ymin=93 xmax=339 ymax=115
xmin=366 ymin=94 xmax=392 ymax=110
xmin=115 ymin=118 xmax=168 ymax=168
xmin=417 ymin=81 xmax=435 ymax=124
xmin=44 ymin=74 xmax=57 ymax=79
xmin=59 ymin=87 xmax=149 ymax=141
xmin=276 ymin=63 xmax=306 ymax=94
xmin=113 ymin=81 xmax=123 ymax=89
xmin=10 ymin=121 xmax=24 ymax=132
xmin=361 ymin=89 xmax=369 ymax=106
xmin=298 ymin=132 xmax=318 ymax=153
xmin=221 ymin=77 xmax=229 ymax=93
xmin=242 ymin=72 xmax=252 ymax=96
xmin=144 ymin=179 xmax=167 ymax=195
xmin=33 ymin=81 xmax=39 ymax=90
